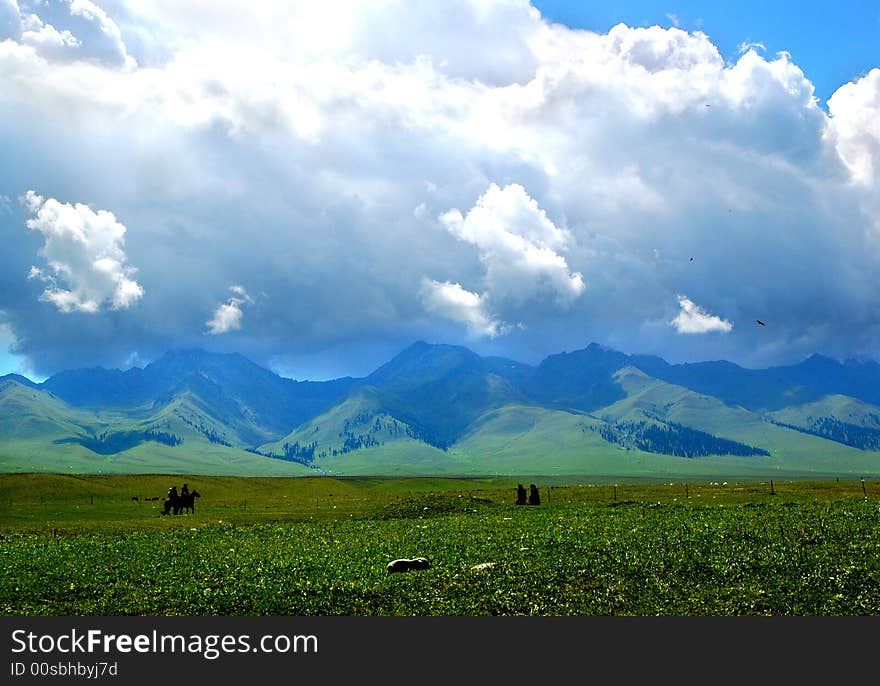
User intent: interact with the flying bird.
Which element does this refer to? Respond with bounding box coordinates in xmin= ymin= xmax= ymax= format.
xmin=756 ymin=320 xmax=765 ymax=326
xmin=689 ymin=257 xmax=694 ymax=262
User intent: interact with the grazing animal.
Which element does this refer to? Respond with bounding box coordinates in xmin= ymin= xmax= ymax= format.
xmin=387 ymin=557 xmax=430 ymax=573
xmin=131 ymin=496 xmax=139 ymax=502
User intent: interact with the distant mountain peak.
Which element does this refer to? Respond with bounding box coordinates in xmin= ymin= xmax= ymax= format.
xmin=368 ymin=340 xmax=482 ymax=385
xmin=541 ymin=342 xmax=630 ymax=366
xmin=803 ymin=353 xmax=838 ymax=364
xmin=399 ymin=340 xmax=474 ymax=355
xmin=151 ymin=347 xmax=241 ymax=363
xmin=0 ymin=373 xmax=39 ymax=389
xmin=146 ymin=347 xmax=261 ymax=374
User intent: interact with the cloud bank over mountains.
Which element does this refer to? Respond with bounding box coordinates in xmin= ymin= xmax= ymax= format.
xmin=0 ymin=0 xmax=879 ymax=378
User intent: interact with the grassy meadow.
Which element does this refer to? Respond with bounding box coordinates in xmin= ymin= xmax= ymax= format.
xmin=1 ymin=473 xmax=878 ymax=615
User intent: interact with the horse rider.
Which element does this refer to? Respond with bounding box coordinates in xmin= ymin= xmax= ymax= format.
xmin=181 ymin=483 xmax=189 ymax=498
xmin=162 ymin=486 xmax=179 ymax=515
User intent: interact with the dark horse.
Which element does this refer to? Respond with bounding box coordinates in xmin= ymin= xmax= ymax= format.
xmin=162 ymin=489 xmax=200 ymax=515
xmin=178 ymin=489 xmax=200 ymax=514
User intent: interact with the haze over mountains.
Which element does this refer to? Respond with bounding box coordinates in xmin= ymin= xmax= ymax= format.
xmin=2 ymin=342 xmax=880 ymax=478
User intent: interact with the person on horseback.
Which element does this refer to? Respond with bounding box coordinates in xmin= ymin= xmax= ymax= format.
xmin=178 ymin=484 xmax=190 ymax=515
xmin=163 ymin=486 xmax=179 ymax=515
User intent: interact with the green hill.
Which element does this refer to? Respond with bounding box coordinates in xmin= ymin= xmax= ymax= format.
xmin=767 ymin=395 xmax=880 ymax=450
xmin=0 ymin=378 xmax=313 ymax=476
xmin=363 ymin=341 xmax=527 ymax=448
xmin=594 ymin=367 xmax=880 ymax=475
xmin=452 ymin=403 xmax=780 ymax=478
xmin=257 ymin=388 xmax=453 ymax=475
xmin=0 ymin=378 xmax=95 ymax=440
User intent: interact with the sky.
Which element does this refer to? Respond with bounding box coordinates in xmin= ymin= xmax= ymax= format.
xmin=0 ymin=1 xmax=879 ymax=381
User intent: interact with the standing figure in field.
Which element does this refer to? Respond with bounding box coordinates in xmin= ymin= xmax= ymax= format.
xmin=516 ymin=484 xmax=527 ymax=505
xmin=162 ymin=486 xmax=179 ymax=515
xmin=528 ymin=484 xmax=541 ymax=506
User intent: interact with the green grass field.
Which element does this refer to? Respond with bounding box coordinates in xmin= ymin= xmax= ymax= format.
xmin=1 ymin=474 xmax=878 ymax=615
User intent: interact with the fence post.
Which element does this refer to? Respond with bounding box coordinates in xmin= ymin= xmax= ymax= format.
xmin=861 ymin=478 xmax=867 ymax=497
xmin=770 ymin=480 xmax=775 ymax=496
xmin=613 ymin=484 xmax=617 ymax=501
xmin=685 ymin=483 xmax=689 ymax=499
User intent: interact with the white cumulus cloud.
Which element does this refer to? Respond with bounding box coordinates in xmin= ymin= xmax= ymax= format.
xmin=0 ymin=0 xmax=22 ymax=40
xmin=68 ymin=0 xmax=136 ymax=68
xmin=206 ymin=285 xmax=253 ymax=335
xmin=424 ymin=182 xmax=584 ymax=338
xmin=438 ymin=182 xmax=585 ymax=308
xmin=828 ymin=68 xmax=880 ymax=189
xmin=670 ymin=295 xmax=733 ymax=334
xmin=2 ymin=0 xmax=133 ymax=66
xmin=419 ymin=278 xmax=507 ymax=338
xmin=23 ymin=191 xmax=143 ymax=314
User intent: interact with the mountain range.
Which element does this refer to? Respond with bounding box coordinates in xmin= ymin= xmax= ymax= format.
xmin=2 ymin=341 xmax=880 ymax=478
